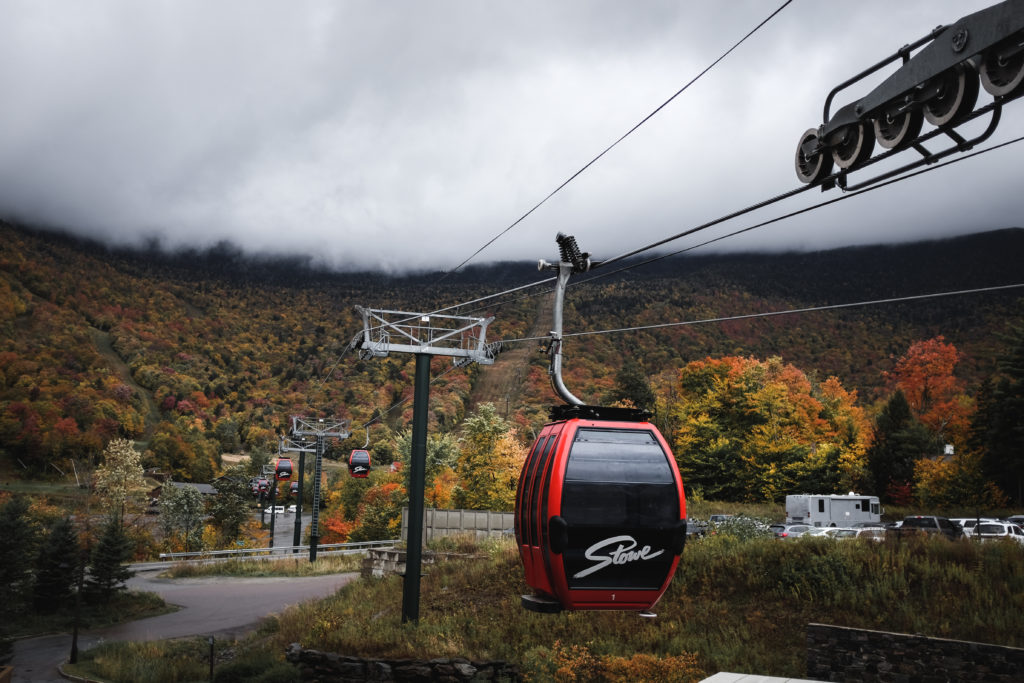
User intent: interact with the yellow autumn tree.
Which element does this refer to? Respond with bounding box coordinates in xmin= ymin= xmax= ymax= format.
xmin=453 ymin=403 xmax=527 ymax=511
xmin=670 ymin=356 xmax=872 ymax=502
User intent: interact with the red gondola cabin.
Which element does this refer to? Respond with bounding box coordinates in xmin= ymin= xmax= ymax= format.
xmin=275 ymin=458 xmax=293 ymax=481
xmin=514 ymin=405 xmax=686 ymax=613
xmin=348 ymin=450 xmax=371 ymax=478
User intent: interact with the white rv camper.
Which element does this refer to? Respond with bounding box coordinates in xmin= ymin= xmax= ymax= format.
xmin=785 ymin=493 xmax=882 ymax=527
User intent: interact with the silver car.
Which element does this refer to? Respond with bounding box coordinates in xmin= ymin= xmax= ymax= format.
xmin=770 ymin=523 xmax=812 ymax=540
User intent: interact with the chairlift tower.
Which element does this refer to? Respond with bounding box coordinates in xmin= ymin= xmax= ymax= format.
xmin=288 ymin=416 xmax=351 ymax=562
xmin=351 ymin=306 xmax=498 ymax=624
xmin=279 ymin=434 xmax=318 ymax=553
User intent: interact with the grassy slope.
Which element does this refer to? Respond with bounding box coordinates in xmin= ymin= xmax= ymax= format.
xmin=261 ymin=534 xmax=1024 ymax=680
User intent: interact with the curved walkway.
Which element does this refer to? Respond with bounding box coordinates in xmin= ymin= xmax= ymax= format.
xmin=11 ymin=569 xmax=357 ymax=683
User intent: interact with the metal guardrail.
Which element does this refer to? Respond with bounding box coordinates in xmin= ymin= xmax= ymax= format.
xmin=158 ymin=539 xmax=399 ymax=561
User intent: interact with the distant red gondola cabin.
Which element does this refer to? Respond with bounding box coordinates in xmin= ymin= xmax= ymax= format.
xmin=514 ymin=405 xmax=687 ymax=613
xmin=290 ymin=481 xmax=299 ymax=495
xmin=256 ymin=477 xmax=270 ymax=493
xmin=275 ymin=458 xmax=293 ymax=481
xmin=348 ymin=450 xmax=371 ymax=478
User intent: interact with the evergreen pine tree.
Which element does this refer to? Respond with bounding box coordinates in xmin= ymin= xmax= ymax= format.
xmin=87 ymin=515 xmax=135 ymax=604
xmin=607 ymin=357 xmax=657 ymax=411
xmin=32 ymin=517 xmax=80 ymax=613
xmin=0 ymin=497 xmax=38 ymax=664
xmin=975 ymin=325 xmax=1024 ymax=504
xmin=867 ymin=390 xmax=938 ymax=502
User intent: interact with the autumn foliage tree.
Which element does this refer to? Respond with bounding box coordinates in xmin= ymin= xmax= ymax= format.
xmin=93 ymin=438 xmax=147 ymax=522
xmin=669 ymin=356 xmax=871 ymax=502
xmin=348 ymin=481 xmax=406 ymax=542
xmin=452 ymin=403 xmax=526 ymax=511
xmin=884 ymin=336 xmax=973 ymax=446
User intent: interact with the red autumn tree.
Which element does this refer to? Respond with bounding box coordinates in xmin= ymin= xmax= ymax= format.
xmin=885 ymin=336 xmax=972 ymax=445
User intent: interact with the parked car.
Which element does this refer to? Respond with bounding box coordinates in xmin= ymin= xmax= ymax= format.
xmin=818 ymin=527 xmax=859 ymax=539
xmin=686 ymin=517 xmax=709 ymax=538
xmin=770 ymin=523 xmax=812 ymax=540
xmin=891 ymin=515 xmax=963 ymax=540
xmin=950 ymin=517 xmax=999 ymax=537
xmin=854 ymin=528 xmax=886 ymax=541
xmin=1004 ymin=515 xmax=1024 ymax=526
xmin=835 ymin=528 xmax=862 ymax=539
xmin=974 ymin=522 xmax=1024 ymax=545
xmin=708 ymin=514 xmax=734 ymax=525
xmin=263 ymin=505 xmax=286 ymax=515
xmin=287 ymin=504 xmax=298 ymax=514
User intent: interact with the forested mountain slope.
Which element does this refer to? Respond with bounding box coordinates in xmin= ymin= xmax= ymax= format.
xmin=1 ymin=221 xmax=1021 ymax=480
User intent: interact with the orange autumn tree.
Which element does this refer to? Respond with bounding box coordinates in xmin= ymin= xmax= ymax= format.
xmin=884 ymin=336 xmax=973 ymax=446
xmin=670 ymin=356 xmax=871 ymax=502
xmin=883 ymin=337 xmax=1005 ymax=507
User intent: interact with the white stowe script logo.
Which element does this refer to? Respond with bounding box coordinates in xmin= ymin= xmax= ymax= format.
xmin=573 ymin=535 xmax=665 ymax=579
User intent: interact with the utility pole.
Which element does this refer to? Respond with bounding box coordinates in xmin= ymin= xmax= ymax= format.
xmin=289 ymin=416 xmax=350 ymax=562
xmin=351 ymin=306 xmax=498 ymax=624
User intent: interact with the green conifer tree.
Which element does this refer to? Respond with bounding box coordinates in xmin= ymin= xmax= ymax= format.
xmin=0 ymin=497 xmax=38 ymax=664
xmin=86 ymin=515 xmax=135 ymax=604
xmin=32 ymin=517 xmax=80 ymax=613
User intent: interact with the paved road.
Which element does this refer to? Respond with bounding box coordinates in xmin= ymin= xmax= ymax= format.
xmin=262 ymin=510 xmax=316 ymax=550
xmin=11 ymin=567 xmax=357 ymax=683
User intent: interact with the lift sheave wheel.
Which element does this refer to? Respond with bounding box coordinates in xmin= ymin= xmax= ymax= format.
xmin=794 ymin=129 xmax=833 ymax=184
xmin=923 ymin=64 xmax=980 ymax=127
xmin=873 ymin=107 xmax=924 ymax=150
xmin=831 ymin=122 xmax=875 ymax=169
xmin=793 ymin=0 xmax=1024 ymax=186
xmin=980 ymin=34 xmax=1024 ymax=98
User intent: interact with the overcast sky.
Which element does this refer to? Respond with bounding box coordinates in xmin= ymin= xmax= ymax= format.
xmin=1 ymin=1 xmax=1022 ymax=273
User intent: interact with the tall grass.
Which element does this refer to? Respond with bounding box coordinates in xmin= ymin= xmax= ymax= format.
xmin=65 ymin=638 xmax=214 ymax=683
xmin=268 ymin=533 xmax=1024 ymax=679
xmin=72 ymin=533 xmax=1024 ymax=681
xmin=160 ymin=553 xmax=362 ymax=578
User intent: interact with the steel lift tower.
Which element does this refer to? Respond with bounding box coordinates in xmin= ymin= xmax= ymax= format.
xmin=286 ymin=416 xmax=351 ymax=562
xmin=351 ymin=306 xmax=499 ymax=623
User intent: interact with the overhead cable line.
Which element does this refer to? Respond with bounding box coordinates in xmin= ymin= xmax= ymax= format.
xmin=445 ymin=132 xmax=1024 ymax=320
xmin=433 ymin=0 xmax=794 ymax=284
xmin=313 ymin=125 xmax=1022 ymax=420
xmin=496 ymin=283 xmax=1024 ymax=345
xmin=586 ymin=132 xmax=1024 ymax=280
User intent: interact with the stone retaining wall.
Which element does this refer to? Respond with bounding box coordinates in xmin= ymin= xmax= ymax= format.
xmin=807 ymin=623 xmax=1024 ymax=682
xmin=361 ymin=547 xmax=436 ymax=579
xmin=286 ymin=644 xmax=520 ymax=682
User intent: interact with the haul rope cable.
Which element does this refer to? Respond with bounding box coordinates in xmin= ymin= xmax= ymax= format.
xmin=310 ymin=128 xmax=1024 ymax=415
xmin=444 ymin=131 xmax=1024 ymax=320
xmin=495 ymin=283 xmax=1024 ymax=346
